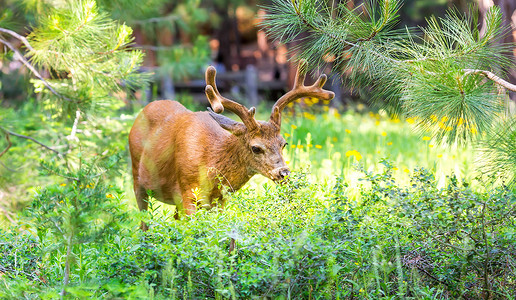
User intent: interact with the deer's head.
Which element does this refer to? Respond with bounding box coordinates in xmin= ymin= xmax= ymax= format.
xmin=205 ymin=60 xmax=334 ymax=182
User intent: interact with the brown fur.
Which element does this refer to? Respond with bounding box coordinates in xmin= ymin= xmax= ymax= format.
xmin=129 ymin=100 xmax=288 ymax=222
xmin=129 ymin=62 xmax=334 ymax=230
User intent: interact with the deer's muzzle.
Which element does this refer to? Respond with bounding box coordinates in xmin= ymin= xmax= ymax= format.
xmin=271 ymin=166 xmax=290 ymax=183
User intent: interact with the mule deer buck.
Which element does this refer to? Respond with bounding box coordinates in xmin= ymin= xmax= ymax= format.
xmin=129 ymin=60 xmax=334 ymax=225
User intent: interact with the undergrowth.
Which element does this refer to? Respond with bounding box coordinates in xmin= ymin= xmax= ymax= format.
xmin=1 ymin=163 xmax=514 ymax=299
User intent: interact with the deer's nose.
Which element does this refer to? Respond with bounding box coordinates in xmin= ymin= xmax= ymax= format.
xmin=278 ymin=167 xmax=290 ymax=181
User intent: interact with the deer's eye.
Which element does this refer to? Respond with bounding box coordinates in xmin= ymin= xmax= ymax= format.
xmin=251 ymin=146 xmax=264 ymax=154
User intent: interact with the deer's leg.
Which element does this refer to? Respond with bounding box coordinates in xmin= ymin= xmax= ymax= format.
xmin=134 ymin=185 xmax=149 ymax=231
xmin=135 ymin=186 xmax=148 ymax=211
xmin=180 ymin=189 xmax=197 ymax=216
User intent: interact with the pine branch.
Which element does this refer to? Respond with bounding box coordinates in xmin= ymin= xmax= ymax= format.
xmin=0 ymin=35 xmax=74 ymax=102
xmin=463 ymin=69 xmax=516 ymax=92
xmin=288 ymin=1 xmax=397 ymax=64
xmin=0 ymin=160 xmax=20 ymax=172
xmin=0 ymin=132 xmax=12 ymax=159
xmin=0 ymin=27 xmax=34 ymax=51
xmin=0 ymin=126 xmax=63 ymax=156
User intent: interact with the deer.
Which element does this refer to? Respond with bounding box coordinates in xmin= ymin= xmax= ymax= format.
xmin=128 ymin=60 xmax=334 ymax=228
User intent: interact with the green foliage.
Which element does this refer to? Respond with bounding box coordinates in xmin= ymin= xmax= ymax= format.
xmin=157 ymin=35 xmax=211 ymax=81
xmin=26 ymin=0 xmax=146 ymax=116
xmin=396 ymin=171 xmax=516 ymax=298
xmin=19 ymin=153 xmax=130 ymax=296
xmin=27 ymin=154 xmax=128 ymax=246
xmin=263 ymin=0 xmax=516 ymax=186
xmin=0 ymin=230 xmax=40 ymax=282
xmin=263 ymin=1 xmax=512 ymax=144
xmin=2 ymin=160 xmax=515 ymax=298
xmin=476 ymin=117 xmax=516 ymax=186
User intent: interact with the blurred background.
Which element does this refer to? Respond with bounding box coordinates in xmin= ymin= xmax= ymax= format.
xmin=1 ymin=0 xmax=515 ymax=110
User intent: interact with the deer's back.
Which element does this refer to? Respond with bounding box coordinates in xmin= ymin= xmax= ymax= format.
xmin=129 ymin=100 xmax=229 ymax=197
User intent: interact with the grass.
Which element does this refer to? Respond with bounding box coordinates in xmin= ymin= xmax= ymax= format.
xmin=241 ymin=106 xmax=475 ymax=201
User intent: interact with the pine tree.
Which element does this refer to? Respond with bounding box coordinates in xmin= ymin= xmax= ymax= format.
xmin=263 ymin=0 xmax=516 ymax=184
xmin=0 ymin=1 xmax=148 ymax=295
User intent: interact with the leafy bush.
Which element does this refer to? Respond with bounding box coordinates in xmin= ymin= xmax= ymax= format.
xmin=2 ymin=163 xmax=514 ymax=299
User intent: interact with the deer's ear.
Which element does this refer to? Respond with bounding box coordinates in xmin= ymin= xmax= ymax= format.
xmin=208 ymin=109 xmax=247 ymax=136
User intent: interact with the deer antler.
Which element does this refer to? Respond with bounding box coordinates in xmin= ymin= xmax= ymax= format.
xmin=270 ymin=60 xmax=335 ymax=127
xmin=205 ymin=66 xmax=259 ymax=131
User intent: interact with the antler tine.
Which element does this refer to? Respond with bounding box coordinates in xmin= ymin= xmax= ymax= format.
xmin=293 ymin=59 xmax=308 ymax=88
xmin=270 ymin=60 xmax=335 ymax=127
xmin=205 ymin=66 xmax=259 ymax=130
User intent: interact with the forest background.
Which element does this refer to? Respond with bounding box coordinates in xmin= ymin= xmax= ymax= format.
xmin=0 ymin=0 xmax=515 ymax=298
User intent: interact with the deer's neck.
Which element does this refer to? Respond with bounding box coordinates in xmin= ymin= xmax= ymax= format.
xmin=211 ymin=135 xmax=254 ymax=191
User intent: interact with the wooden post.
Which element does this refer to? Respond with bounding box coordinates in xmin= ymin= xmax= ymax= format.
xmin=245 ymin=64 xmax=259 ymax=107
xmin=161 ymin=74 xmax=175 ymax=100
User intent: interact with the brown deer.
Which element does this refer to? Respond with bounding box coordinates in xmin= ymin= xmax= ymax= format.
xmin=129 ymin=60 xmax=334 ymax=226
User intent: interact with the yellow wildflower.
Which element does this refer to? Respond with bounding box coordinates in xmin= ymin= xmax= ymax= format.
xmin=404 ymin=168 xmax=410 ymax=173
xmin=437 ymin=154 xmax=443 ymax=158
xmin=345 ymin=150 xmax=362 ymax=161
xmin=332 ymin=137 xmax=338 ymax=142
xmin=375 ymin=120 xmax=380 ymax=126
xmin=406 ymin=117 xmax=415 ymax=124
xmin=345 ymin=129 xmax=351 ymax=134
xmin=284 ymin=133 xmax=291 ymax=137
xmin=430 ymin=115 xmax=438 ymax=122
xmin=291 ymin=124 xmax=297 ymax=130
xmin=297 ymin=145 xmax=304 ymax=149
xmin=60 ymin=183 xmax=66 ymax=187
xmin=303 ymin=112 xmax=316 ymax=120
xmin=381 ymin=131 xmax=387 ymax=137
xmin=429 ymin=144 xmax=434 ymax=148
xmin=290 ymin=145 xmax=296 ymax=149
xmin=422 ymin=136 xmax=431 ymax=141
xmin=387 ymin=142 xmax=393 ymax=146
xmin=315 ymin=145 xmax=322 ymax=149
xmin=393 ymin=167 xmax=398 ymax=170
xmin=106 ymin=194 xmax=115 ymax=199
